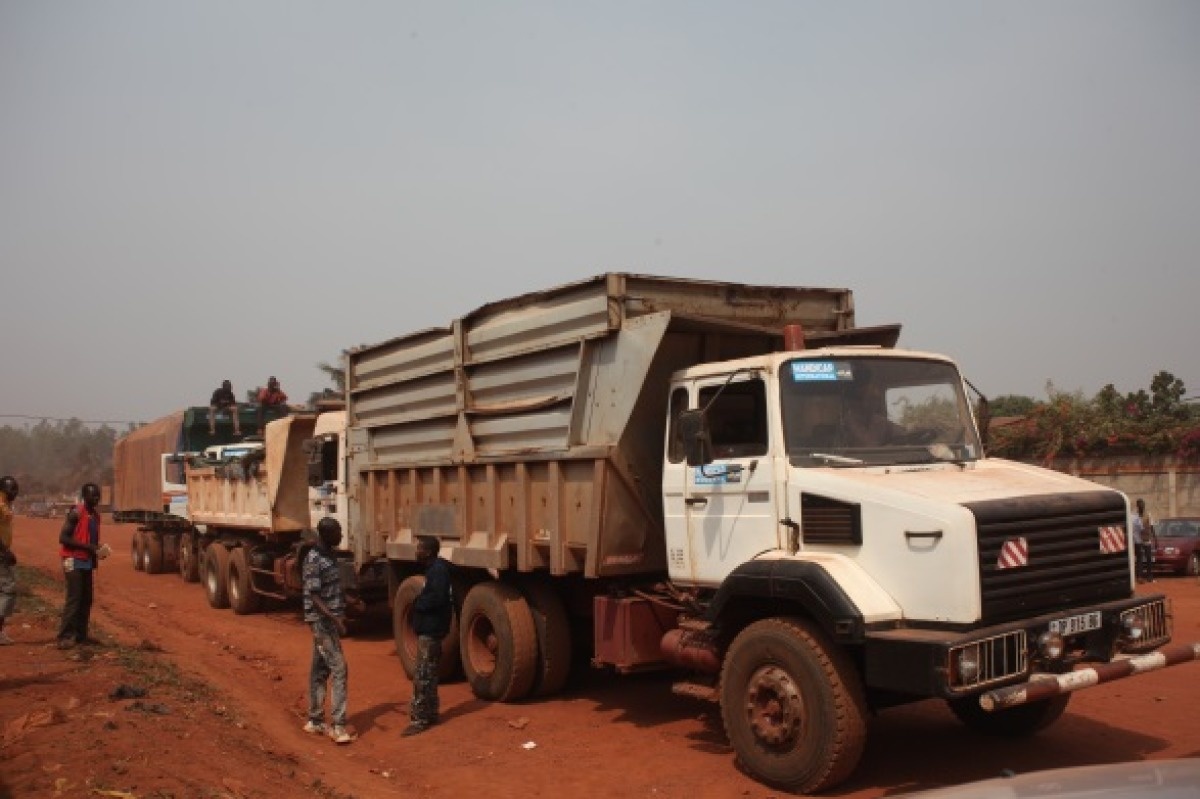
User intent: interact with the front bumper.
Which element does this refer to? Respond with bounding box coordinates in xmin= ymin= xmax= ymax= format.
xmin=863 ymin=595 xmax=1172 ymax=698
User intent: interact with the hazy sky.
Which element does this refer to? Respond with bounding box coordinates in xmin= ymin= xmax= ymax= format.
xmin=2 ymin=2 xmax=1198 ymax=427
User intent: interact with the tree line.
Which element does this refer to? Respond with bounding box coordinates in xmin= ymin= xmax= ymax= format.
xmin=0 ymin=419 xmax=123 ymax=498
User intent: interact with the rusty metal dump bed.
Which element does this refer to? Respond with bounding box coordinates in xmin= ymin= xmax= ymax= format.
xmin=346 ymin=273 xmax=869 ymax=578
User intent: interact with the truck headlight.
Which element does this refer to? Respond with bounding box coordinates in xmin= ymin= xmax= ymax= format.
xmin=1163 ymin=546 xmax=1178 ymax=556
xmin=955 ymin=646 xmax=981 ymax=684
xmin=1037 ymin=631 xmax=1065 ymax=660
xmin=1122 ymin=612 xmax=1146 ymax=642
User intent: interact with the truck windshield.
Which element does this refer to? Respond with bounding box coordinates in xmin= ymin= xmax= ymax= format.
xmin=780 ymin=356 xmax=982 ymax=467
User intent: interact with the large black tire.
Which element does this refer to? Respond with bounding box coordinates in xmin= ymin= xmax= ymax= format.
xmin=521 ymin=581 xmax=572 ymax=697
xmin=720 ymin=617 xmax=868 ymax=794
xmin=204 ymin=544 xmax=231 ymax=610
xmin=460 ymin=581 xmax=538 ymax=703
xmin=947 ymin=694 xmax=1070 ymax=737
xmin=392 ymin=575 xmax=461 ymax=681
xmin=142 ymin=533 xmax=164 ymax=575
xmin=178 ymin=534 xmax=201 ymax=583
xmin=227 ymin=546 xmax=262 ymax=615
xmin=131 ymin=531 xmax=145 ymax=572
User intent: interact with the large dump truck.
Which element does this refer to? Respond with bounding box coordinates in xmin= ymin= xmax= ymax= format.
xmin=341 ymin=273 xmax=1196 ymax=793
xmin=124 ymin=273 xmax=1198 ymax=793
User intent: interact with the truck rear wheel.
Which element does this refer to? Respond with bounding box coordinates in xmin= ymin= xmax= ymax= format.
xmin=946 ymin=694 xmax=1070 ymax=737
xmin=460 ymin=581 xmax=538 ymax=703
xmin=521 ymin=581 xmax=572 ymax=697
xmin=204 ymin=545 xmax=231 ymax=609
xmin=720 ymin=617 xmax=867 ymax=794
xmin=142 ymin=533 xmax=164 ymax=574
xmin=227 ymin=547 xmax=262 ymax=615
xmin=131 ymin=531 xmax=145 ymax=572
xmin=178 ymin=534 xmax=201 ymax=583
xmin=393 ymin=575 xmax=461 ymax=681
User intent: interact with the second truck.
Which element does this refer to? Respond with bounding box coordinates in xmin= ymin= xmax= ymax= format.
xmin=128 ymin=273 xmax=1199 ymax=794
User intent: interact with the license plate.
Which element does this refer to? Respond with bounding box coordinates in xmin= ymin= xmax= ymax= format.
xmin=1049 ymin=611 xmax=1102 ymax=636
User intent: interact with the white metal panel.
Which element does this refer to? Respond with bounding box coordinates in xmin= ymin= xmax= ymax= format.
xmin=371 ymin=418 xmax=456 ymax=463
xmin=352 ymin=330 xmax=455 ymax=392
xmin=466 ymin=287 xmax=612 ymax=364
xmin=352 ymin=373 xmax=457 ymax=426
xmin=468 ymin=346 xmax=580 ymax=410
xmin=472 ymin=406 xmax=574 ymax=455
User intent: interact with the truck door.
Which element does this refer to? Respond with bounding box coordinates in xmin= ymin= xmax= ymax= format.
xmin=663 ymin=376 xmax=780 ymax=587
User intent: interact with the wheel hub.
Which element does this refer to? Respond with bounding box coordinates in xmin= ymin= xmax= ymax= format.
xmin=744 ymin=665 xmax=803 ymax=747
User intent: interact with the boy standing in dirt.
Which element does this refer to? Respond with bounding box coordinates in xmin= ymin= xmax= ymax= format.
xmin=404 ymin=535 xmax=453 ymax=737
xmin=56 ymin=483 xmax=110 ymax=648
xmin=303 ymin=517 xmax=353 ymax=744
xmin=0 ymin=476 xmax=19 ymax=645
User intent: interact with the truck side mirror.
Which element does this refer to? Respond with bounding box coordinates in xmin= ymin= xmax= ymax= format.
xmin=676 ymin=410 xmax=714 ymax=467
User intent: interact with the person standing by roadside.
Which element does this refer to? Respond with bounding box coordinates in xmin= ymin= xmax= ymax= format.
xmin=56 ymin=483 xmax=110 ymax=648
xmin=302 ymin=517 xmax=353 ymax=744
xmin=0 ymin=476 xmax=20 ymax=645
xmin=1131 ymin=498 xmax=1155 ymax=582
xmin=404 ymin=535 xmax=453 ymax=737
xmin=1133 ymin=498 xmax=1156 ymax=582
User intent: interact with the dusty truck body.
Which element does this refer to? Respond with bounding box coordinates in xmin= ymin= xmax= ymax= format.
xmin=342 ymin=273 xmax=1197 ymax=794
xmin=176 ymin=412 xmax=382 ymax=614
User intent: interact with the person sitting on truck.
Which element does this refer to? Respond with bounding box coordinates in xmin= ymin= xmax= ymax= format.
xmin=404 ymin=535 xmax=453 ymax=737
xmin=302 ymin=517 xmax=353 ymax=744
xmin=255 ymin=376 xmax=289 ymax=431
xmin=209 ymin=379 xmax=241 ymax=436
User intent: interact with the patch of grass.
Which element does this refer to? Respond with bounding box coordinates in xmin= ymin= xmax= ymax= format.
xmin=114 ymin=645 xmax=213 ymax=701
xmin=14 ymin=563 xmax=59 ymax=618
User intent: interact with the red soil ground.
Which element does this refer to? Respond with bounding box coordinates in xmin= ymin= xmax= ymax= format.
xmin=2 ymin=516 xmax=1198 ymax=799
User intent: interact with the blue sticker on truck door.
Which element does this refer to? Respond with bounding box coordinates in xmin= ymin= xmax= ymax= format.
xmin=790 ymin=361 xmax=852 ymax=381
xmin=693 ymin=464 xmax=743 ymax=485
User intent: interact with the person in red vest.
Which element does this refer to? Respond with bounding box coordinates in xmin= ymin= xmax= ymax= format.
xmin=256 ymin=375 xmax=289 ymax=432
xmin=55 ymin=483 xmax=110 ymax=649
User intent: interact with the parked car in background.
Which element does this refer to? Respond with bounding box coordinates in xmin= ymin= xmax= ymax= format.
xmin=25 ymin=501 xmax=51 ymax=518
xmin=1152 ymin=516 xmax=1200 ymax=576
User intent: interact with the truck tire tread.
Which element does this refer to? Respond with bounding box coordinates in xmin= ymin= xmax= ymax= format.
xmin=719 ymin=616 xmax=867 ymax=794
xmin=227 ymin=546 xmax=261 ymax=615
xmin=461 ymin=581 xmax=538 ymax=703
xmin=204 ymin=544 xmax=231 ymax=610
xmin=521 ymin=581 xmax=572 ymax=697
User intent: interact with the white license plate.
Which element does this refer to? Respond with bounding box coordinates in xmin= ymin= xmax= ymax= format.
xmin=1049 ymin=611 xmax=1102 ymax=636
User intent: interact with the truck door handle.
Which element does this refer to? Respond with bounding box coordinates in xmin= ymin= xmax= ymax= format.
xmin=685 ymin=497 xmax=708 ymax=507
xmin=905 ymin=530 xmax=943 ymax=541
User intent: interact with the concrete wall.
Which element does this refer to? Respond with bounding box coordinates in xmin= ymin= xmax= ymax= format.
xmin=1039 ymin=455 xmax=1200 ymax=520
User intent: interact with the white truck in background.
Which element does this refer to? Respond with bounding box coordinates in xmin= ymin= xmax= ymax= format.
xmin=123 ymin=274 xmax=1199 ymax=793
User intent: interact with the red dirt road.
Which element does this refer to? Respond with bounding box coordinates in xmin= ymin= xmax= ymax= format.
xmin=3 ymin=517 xmax=1199 ymax=798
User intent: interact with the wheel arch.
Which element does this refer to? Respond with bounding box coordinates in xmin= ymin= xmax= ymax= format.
xmin=705 ymin=557 xmax=871 ymax=645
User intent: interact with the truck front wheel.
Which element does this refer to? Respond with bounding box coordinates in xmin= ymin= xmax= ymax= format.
xmin=204 ymin=545 xmax=231 ymax=609
xmin=460 ymin=581 xmax=537 ymax=702
xmin=720 ymin=617 xmax=868 ymax=794
xmin=946 ymin=694 xmax=1070 ymax=737
xmin=227 ymin=547 xmax=262 ymax=615
xmin=521 ymin=581 xmax=572 ymax=697
xmin=393 ymin=575 xmax=461 ymax=681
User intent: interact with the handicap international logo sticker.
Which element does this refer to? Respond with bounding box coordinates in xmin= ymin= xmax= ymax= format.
xmin=790 ymin=361 xmax=853 ymax=382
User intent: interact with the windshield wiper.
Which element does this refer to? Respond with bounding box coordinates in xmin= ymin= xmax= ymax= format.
xmin=810 ymin=452 xmax=864 ymax=465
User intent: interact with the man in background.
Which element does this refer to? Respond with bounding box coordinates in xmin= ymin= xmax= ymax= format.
xmin=404 ymin=535 xmax=453 ymax=737
xmin=0 ymin=476 xmax=19 ymax=645
xmin=56 ymin=483 xmax=110 ymax=648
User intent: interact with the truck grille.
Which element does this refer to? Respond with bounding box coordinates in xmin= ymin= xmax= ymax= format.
xmin=966 ymin=491 xmax=1130 ymax=623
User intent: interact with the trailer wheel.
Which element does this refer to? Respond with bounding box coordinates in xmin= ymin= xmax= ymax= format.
xmin=521 ymin=581 xmax=572 ymax=697
xmin=460 ymin=581 xmax=538 ymax=703
xmin=227 ymin=547 xmax=262 ymax=615
xmin=946 ymin=694 xmax=1070 ymax=737
xmin=720 ymin=617 xmax=867 ymax=794
xmin=131 ymin=531 xmax=145 ymax=572
xmin=178 ymin=534 xmax=201 ymax=583
xmin=142 ymin=533 xmax=165 ymax=575
xmin=393 ymin=576 xmax=462 ymax=681
xmin=204 ymin=545 xmax=231 ymax=609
